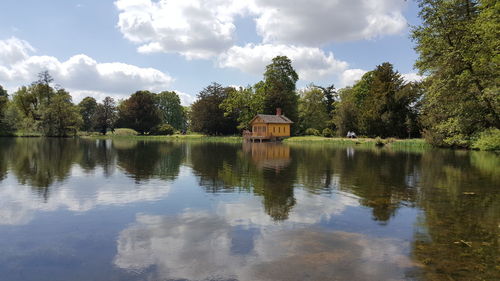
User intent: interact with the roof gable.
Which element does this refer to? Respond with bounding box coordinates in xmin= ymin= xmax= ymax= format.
xmin=250 ymin=114 xmax=294 ymax=124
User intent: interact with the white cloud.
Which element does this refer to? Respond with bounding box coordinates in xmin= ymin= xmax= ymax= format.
xmin=0 ymin=37 xmax=178 ymax=102
xmin=253 ymin=0 xmax=407 ymax=45
xmin=0 ymin=37 xmax=35 ymax=65
xmin=218 ymin=44 xmax=348 ymax=80
xmin=339 ymin=68 xmax=367 ymax=87
xmin=114 ymin=0 xmax=408 ymax=59
xmin=115 ymin=0 xmax=248 ymax=59
xmin=402 ymin=72 xmax=424 ymax=83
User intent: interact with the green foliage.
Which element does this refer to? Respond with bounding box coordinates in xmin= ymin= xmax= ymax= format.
xmin=305 ymin=128 xmax=320 ymax=136
xmin=298 ymin=86 xmax=330 ymax=133
xmin=471 ymin=128 xmax=500 ymax=151
xmin=190 ymin=82 xmax=238 ymax=135
xmin=412 ymin=0 xmax=500 ymax=147
xmin=152 ymin=123 xmax=175 ymax=135
xmin=95 ymin=97 xmax=118 ymax=135
xmin=322 ymin=128 xmax=334 ymax=138
xmin=39 ymin=89 xmax=82 ymax=136
xmin=220 ymin=85 xmax=264 ymax=130
xmin=262 ymin=56 xmax=299 ymax=124
xmin=118 ymin=91 xmax=160 ymax=135
xmin=111 ymin=128 xmax=139 ymax=136
xmin=333 ymin=63 xmax=422 ymax=138
xmin=156 ymin=91 xmax=186 ymax=130
xmin=0 ymin=85 xmax=13 ymax=134
xmin=78 ymin=96 xmax=97 ymax=132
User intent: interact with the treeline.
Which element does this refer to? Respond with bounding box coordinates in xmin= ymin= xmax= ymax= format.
xmin=0 ymin=71 xmax=187 ymax=136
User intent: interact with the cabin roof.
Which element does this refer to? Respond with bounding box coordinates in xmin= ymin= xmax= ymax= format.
xmin=250 ymin=114 xmax=294 ymax=124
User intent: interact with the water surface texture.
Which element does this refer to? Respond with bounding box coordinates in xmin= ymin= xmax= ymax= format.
xmin=0 ymin=138 xmax=498 ymax=281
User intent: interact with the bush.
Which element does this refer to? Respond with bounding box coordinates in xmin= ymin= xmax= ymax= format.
xmin=472 ymin=128 xmax=500 ymax=151
xmin=322 ymin=128 xmax=334 ymax=138
xmin=305 ymin=128 xmax=320 ymax=136
xmin=112 ymin=128 xmax=139 ymax=136
xmin=152 ymin=124 xmax=175 ymax=135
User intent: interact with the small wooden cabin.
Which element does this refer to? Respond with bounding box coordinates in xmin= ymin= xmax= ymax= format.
xmin=245 ymin=108 xmax=293 ymax=141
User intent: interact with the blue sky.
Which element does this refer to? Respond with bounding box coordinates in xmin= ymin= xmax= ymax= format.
xmin=0 ymin=0 xmax=422 ymax=105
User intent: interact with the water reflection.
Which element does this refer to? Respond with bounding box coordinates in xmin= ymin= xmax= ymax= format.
xmin=0 ymin=139 xmax=498 ymax=281
xmin=115 ymin=209 xmax=417 ymax=281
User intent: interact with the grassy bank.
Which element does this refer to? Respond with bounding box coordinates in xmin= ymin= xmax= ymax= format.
xmin=82 ymin=131 xmax=243 ymax=143
xmin=284 ymin=136 xmax=430 ymax=148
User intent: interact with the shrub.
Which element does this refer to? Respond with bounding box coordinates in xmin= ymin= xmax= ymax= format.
xmin=472 ymin=128 xmax=500 ymax=151
xmin=112 ymin=128 xmax=139 ymax=136
xmin=322 ymin=128 xmax=334 ymax=138
xmin=152 ymin=124 xmax=175 ymax=135
xmin=305 ymin=128 xmax=320 ymax=136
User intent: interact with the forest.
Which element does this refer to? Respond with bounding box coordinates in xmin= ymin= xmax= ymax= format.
xmin=0 ymin=0 xmax=498 ymax=150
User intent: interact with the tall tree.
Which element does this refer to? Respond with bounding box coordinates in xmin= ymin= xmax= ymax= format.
xmin=156 ymin=91 xmax=186 ymax=130
xmin=95 ymin=97 xmax=117 ymax=135
xmin=0 ymin=85 xmax=11 ymax=134
xmin=412 ymin=0 xmax=499 ymax=147
xmin=262 ymin=56 xmax=299 ymax=123
xmin=297 ymin=86 xmax=330 ymax=133
xmin=118 ymin=91 xmax=161 ymax=134
xmin=220 ymin=85 xmax=265 ymax=130
xmin=314 ymin=84 xmax=338 ymax=118
xmin=40 ymin=89 xmax=82 ymax=136
xmin=78 ymin=97 xmax=98 ymax=132
xmin=190 ymin=82 xmax=238 ymax=135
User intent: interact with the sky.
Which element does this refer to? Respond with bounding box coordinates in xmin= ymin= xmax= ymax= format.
xmin=0 ymin=0 xmax=422 ymax=105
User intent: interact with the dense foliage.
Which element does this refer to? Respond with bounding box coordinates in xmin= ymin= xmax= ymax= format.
xmin=412 ymin=0 xmax=499 ymax=147
xmin=190 ymin=83 xmax=238 ymax=135
xmin=117 ymin=91 xmax=161 ymax=135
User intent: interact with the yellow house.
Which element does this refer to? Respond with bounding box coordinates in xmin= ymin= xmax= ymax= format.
xmin=247 ymin=108 xmax=293 ymax=141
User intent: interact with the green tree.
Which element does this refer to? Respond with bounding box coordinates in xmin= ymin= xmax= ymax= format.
xmin=190 ymin=82 xmax=238 ymax=135
xmin=220 ymin=85 xmax=265 ymax=130
xmin=0 ymin=85 xmax=11 ymax=134
xmin=298 ymin=86 xmax=330 ymax=133
xmin=78 ymin=96 xmax=98 ymax=132
xmin=412 ymin=0 xmax=500 ymax=147
xmin=156 ymin=91 xmax=186 ymax=130
xmin=262 ymin=56 xmax=299 ymax=124
xmin=95 ymin=97 xmax=117 ymax=135
xmin=118 ymin=91 xmax=161 ymax=134
xmin=333 ymin=63 xmax=422 ymax=138
xmin=40 ymin=89 xmax=82 ymax=136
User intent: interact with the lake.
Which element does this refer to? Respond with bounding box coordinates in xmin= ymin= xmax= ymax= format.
xmin=0 ymin=138 xmax=498 ymax=281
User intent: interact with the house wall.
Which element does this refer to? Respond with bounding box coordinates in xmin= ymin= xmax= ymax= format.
xmin=251 ymin=121 xmax=290 ymax=137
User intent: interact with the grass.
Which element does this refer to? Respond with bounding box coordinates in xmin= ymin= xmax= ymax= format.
xmin=83 ymin=131 xmax=243 ymax=143
xmin=284 ymin=136 xmax=430 ymax=147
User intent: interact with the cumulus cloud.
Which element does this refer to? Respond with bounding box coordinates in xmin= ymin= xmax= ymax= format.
xmin=114 ymin=0 xmax=407 ymax=59
xmin=402 ymin=72 xmax=424 ymax=83
xmin=115 ymin=0 xmax=248 ymax=59
xmin=218 ymin=44 xmax=348 ymax=80
xmin=253 ymin=0 xmax=407 ymax=45
xmin=0 ymin=37 xmax=181 ymax=102
xmin=339 ymin=68 xmax=368 ymax=87
xmin=0 ymin=37 xmax=35 ymax=65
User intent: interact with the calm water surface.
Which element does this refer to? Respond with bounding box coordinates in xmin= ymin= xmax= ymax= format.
xmin=0 ymin=138 xmax=498 ymax=281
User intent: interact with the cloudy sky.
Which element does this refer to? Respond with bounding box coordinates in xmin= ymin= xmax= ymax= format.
xmin=0 ymin=0 xmax=421 ymax=105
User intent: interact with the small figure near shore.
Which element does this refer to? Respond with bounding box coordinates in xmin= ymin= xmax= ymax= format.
xmin=347 ymin=131 xmax=357 ymax=138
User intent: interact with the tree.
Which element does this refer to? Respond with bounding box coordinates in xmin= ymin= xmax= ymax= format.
xmin=156 ymin=91 xmax=186 ymax=130
xmin=297 ymin=86 xmax=330 ymax=133
xmin=333 ymin=63 xmax=422 ymax=138
xmin=190 ymin=82 xmax=238 ymax=135
xmin=78 ymin=97 xmax=98 ymax=132
xmin=0 ymin=85 xmax=12 ymax=134
xmin=40 ymin=89 xmax=82 ymax=136
xmin=220 ymin=85 xmax=265 ymax=130
xmin=412 ymin=0 xmax=499 ymax=147
xmin=118 ymin=91 xmax=161 ymax=134
xmin=314 ymin=84 xmax=338 ymax=118
xmin=95 ymin=97 xmax=117 ymax=135
xmin=262 ymin=56 xmax=299 ymax=123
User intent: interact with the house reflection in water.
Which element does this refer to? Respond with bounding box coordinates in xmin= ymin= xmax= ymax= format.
xmin=243 ymin=143 xmax=291 ymax=171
